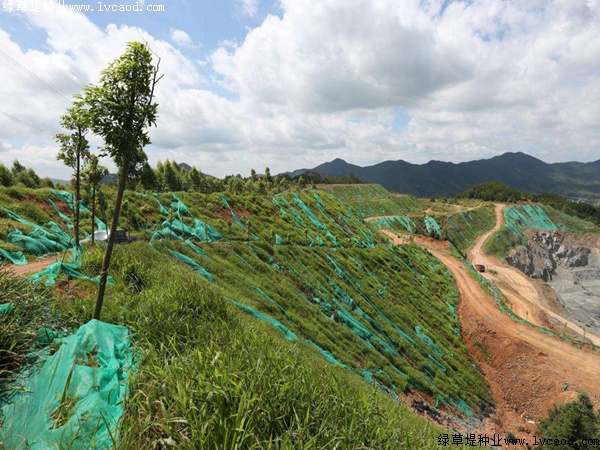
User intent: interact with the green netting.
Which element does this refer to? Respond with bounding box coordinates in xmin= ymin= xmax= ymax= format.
xmin=1 ymin=204 xmax=74 ymax=258
xmin=0 ymin=303 xmax=14 ymax=315
xmin=94 ymin=217 xmax=107 ymax=231
xmin=47 ymin=198 xmax=74 ymax=229
xmin=1 ymin=206 xmax=39 ymax=228
xmin=221 ymin=195 xmax=247 ymax=231
xmin=7 ymin=230 xmax=54 ymax=256
xmin=50 ymin=189 xmax=91 ymax=213
xmin=372 ymin=216 xmax=416 ymax=233
xmin=271 ymin=198 xmax=287 ymax=215
xmin=29 ymin=261 xmax=114 ymax=287
xmin=1 ymin=320 xmax=133 ymax=449
xmin=504 ymin=205 xmax=561 ymax=241
xmin=415 ymin=326 xmax=442 ymax=357
xmin=254 ymin=287 xmax=289 ymax=319
xmin=0 ymin=247 xmax=27 ymax=265
xmin=169 ymin=194 xmax=190 ymax=215
xmin=168 ymin=249 xmax=214 ymax=283
xmin=451 ymin=398 xmax=474 ymax=419
xmin=151 ymin=217 xmax=222 ymax=243
xmin=424 ymin=216 xmax=442 ymax=237
xmin=274 ymin=234 xmax=286 ymax=245
xmin=230 ymin=300 xmax=298 ymax=342
xmin=154 ymin=197 xmax=170 ymax=215
xmin=291 ymin=193 xmax=326 ymax=230
xmin=306 ymin=340 xmax=347 ymax=367
xmin=184 ymin=240 xmax=208 ymax=258
xmin=234 ymin=253 xmax=250 ymax=266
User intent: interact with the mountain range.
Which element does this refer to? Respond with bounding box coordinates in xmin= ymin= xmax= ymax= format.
xmin=287 ymin=152 xmax=600 ymax=199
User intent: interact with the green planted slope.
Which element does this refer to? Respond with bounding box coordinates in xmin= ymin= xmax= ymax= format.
xmin=0 ymin=185 xmax=493 ymax=448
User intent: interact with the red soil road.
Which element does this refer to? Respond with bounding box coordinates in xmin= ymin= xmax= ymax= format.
xmin=381 ymin=228 xmax=600 ymax=437
xmin=7 ymin=256 xmax=60 ymax=277
xmin=469 ymin=204 xmax=600 ymax=346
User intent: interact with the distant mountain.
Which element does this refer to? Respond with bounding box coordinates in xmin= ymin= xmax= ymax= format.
xmin=293 ymin=152 xmax=600 ymax=198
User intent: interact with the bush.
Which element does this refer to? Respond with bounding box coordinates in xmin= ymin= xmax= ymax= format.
xmin=536 ymin=393 xmax=599 ymax=448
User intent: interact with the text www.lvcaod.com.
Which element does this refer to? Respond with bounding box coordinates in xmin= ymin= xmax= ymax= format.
xmin=2 ymin=1 xmax=165 ymax=13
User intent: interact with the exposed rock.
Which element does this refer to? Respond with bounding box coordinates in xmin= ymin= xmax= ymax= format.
xmin=507 ymin=231 xmax=590 ymax=281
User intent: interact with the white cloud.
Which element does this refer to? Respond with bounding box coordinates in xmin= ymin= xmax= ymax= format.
xmin=235 ymin=0 xmax=258 ymax=18
xmin=0 ymin=0 xmax=599 ymax=180
xmin=170 ymin=28 xmax=194 ymax=47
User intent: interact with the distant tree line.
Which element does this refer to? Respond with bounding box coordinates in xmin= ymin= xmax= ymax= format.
xmin=0 ymin=160 xmax=56 ymax=189
xmin=458 ymin=181 xmax=600 ymax=226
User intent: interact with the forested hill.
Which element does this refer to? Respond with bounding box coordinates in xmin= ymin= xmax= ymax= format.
xmin=288 ymin=152 xmax=600 ymax=199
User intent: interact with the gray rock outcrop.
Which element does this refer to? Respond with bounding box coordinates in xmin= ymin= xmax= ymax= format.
xmin=507 ymin=231 xmax=590 ymax=281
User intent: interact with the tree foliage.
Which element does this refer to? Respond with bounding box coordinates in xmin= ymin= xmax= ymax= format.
xmin=536 ymin=393 xmax=599 ymax=448
xmin=81 ymin=41 xmax=160 ymax=320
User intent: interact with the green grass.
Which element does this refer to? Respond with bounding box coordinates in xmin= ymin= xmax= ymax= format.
xmin=0 ymin=271 xmax=58 ymax=388
xmin=0 ymin=184 xmax=495 ymax=448
xmin=58 ymin=243 xmax=478 ymax=448
xmin=320 ymin=184 xmax=425 ymax=218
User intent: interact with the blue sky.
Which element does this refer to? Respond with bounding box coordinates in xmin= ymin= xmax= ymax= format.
xmin=0 ymin=0 xmax=599 ymax=179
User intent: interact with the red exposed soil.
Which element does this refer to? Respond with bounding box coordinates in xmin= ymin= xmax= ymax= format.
xmin=380 ymin=218 xmax=600 ymax=441
xmin=10 ymin=256 xmax=60 ymax=277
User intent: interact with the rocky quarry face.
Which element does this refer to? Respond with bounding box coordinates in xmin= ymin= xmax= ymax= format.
xmin=507 ymin=231 xmax=590 ymax=281
xmin=507 ymin=230 xmax=600 ymax=335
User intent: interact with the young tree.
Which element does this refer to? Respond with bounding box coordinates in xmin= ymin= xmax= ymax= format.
xmin=82 ymin=154 xmax=108 ymax=244
xmin=56 ymin=104 xmax=91 ymax=248
xmin=82 ymin=42 xmax=161 ymax=320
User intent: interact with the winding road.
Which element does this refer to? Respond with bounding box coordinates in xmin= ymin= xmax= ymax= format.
xmin=378 ymin=206 xmax=600 ymax=436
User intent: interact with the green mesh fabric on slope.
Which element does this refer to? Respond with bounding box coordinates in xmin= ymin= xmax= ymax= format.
xmin=504 ymin=205 xmax=561 ymax=240
xmin=50 ymin=189 xmax=91 ymax=213
xmin=274 ymin=234 xmax=286 ymax=245
xmin=230 ymin=300 xmax=298 ymax=342
xmin=0 ymin=320 xmax=133 ymax=450
xmin=0 ymin=303 xmax=14 ymax=314
xmin=47 ymin=198 xmax=74 ymax=229
xmin=151 ymin=218 xmax=222 ymax=243
xmin=0 ymin=248 xmax=27 ymax=265
xmin=29 ymin=261 xmax=114 ymax=287
xmin=415 ymin=326 xmax=442 ymax=357
xmin=168 ymin=249 xmax=214 ymax=283
xmin=1 ymin=205 xmax=73 ymax=257
xmin=153 ymin=196 xmax=170 ymax=215
xmin=95 ymin=217 xmax=107 ymax=231
xmin=424 ymin=216 xmax=442 ymax=237
xmin=371 ymin=216 xmax=417 ymax=233
xmin=1 ymin=206 xmax=39 ymax=228
xmin=291 ymin=193 xmax=326 ymax=230
xmin=221 ymin=195 xmax=247 ymax=231
xmin=169 ymin=194 xmax=190 ymax=215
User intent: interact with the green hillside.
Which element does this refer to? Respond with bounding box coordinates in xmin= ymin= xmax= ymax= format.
xmin=0 ymin=184 xmax=492 ymax=448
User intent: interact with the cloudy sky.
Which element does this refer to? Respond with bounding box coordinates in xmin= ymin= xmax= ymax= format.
xmin=0 ymin=0 xmax=598 ymax=179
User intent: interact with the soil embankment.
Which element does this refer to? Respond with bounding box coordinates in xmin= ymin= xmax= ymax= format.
xmin=380 ymin=209 xmax=600 ymax=438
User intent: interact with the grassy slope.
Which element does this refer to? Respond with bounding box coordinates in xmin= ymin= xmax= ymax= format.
xmin=0 ymin=183 xmax=492 ymax=448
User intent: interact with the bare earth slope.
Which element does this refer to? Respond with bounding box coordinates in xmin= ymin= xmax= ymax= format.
xmin=469 ymin=204 xmax=600 ymax=346
xmin=381 ymin=222 xmax=600 ymax=438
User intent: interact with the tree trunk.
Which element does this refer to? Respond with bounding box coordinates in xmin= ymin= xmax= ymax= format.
xmin=74 ymin=128 xmax=81 ymax=248
xmin=91 ymin=185 xmax=96 ymax=245
xmin=93 ymin=157 xmax=129 ymax=320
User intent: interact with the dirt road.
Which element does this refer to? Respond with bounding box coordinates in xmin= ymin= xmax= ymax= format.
xmin=382 ymin=228 xmax=600 ymax=436
xmin=5 ymin=256 xmax=59 ymax=277
xmin=469 ymin=204 xmax=600 ymax=346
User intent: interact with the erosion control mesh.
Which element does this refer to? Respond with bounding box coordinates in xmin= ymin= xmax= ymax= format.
xmin=1 ymin=320 xmax=134 ymax=449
